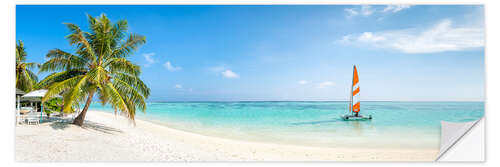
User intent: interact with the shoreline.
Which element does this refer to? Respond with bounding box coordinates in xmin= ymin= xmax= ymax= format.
xmin=132 ymin=110 xmax=439 ymax=150
xmin=15 ymin=110 xmax=439 ymax=161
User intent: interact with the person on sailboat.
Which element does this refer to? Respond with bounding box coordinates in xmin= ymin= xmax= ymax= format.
xmin=341 ymin=65 xmax=372 ymax=121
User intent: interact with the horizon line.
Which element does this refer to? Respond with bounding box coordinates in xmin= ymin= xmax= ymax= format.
xmin=143 ymin=100 xmax=485 ymax=103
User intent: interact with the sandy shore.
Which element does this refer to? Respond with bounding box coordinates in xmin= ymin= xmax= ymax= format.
xmin=15 ymin=110 xmax=438 ymax=161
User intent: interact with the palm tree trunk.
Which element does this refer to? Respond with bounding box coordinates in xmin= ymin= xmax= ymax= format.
xmin=73 ymin=91 xmax=95 ymax=126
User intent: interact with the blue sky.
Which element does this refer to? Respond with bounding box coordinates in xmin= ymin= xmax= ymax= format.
xmin=16 ymin=5 xmax=484 ymax=101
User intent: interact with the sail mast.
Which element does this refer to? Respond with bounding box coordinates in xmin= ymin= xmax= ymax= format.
xmin=352 ymin=65 xmax=360 ymax=114
xmin=349 ymin=65 xmax=354 ymax=115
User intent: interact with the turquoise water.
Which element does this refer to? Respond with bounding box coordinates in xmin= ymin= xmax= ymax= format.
xmin=89 ymin=101 xmax=484 ymax=149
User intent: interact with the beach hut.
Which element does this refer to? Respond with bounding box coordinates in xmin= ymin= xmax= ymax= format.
xmin=16 ymin=88 xmax=25 ymax=113
xmin=16 ymin=89 xmax=26 ymax=125
xmin=22 ymin=89 xmax=62 ymax=123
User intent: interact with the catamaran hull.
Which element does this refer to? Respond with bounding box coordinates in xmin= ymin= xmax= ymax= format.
xmin=341 ymin=115 xmax=372 ymax=121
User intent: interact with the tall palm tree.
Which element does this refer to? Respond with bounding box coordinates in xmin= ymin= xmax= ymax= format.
xmin=39 ymin=14 xmax=150 ymax=126
xmin=16 ymin=40 xmax=38 ymax=92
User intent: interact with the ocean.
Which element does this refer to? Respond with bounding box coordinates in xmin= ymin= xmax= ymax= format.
xmin=89 ymin=101 xmax=484 ymax=149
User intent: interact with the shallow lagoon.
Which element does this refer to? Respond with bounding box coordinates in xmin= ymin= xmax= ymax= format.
xmin=90 ymin=101 xmax=484 ymax=149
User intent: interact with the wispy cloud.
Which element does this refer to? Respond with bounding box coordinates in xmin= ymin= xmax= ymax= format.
xmin=336 ymin=19 xmax=484 ymax=53
xmin=317 ymin=81 xmax=335 ymax=88
xmin=174 ymin=84 xmax=194 ymax=93
xmin=209 ymin=65 xmax=240 ymax=79
xmin=164 ymin=61 xmax=182 ymax=72
xmin=345 ymin=5 xmax=412 ymax=17
xmin=221 ymin=70 xmax=239 ymax=78
xmin=345 ymin=5 xmax=374 ymax=17
xmin=383 ymin=5 xmax=413 ymax=13
xmin=298 ymin=80 xmax=310 ymax=85
xmin=209 ymin=65 xmax=229 ymax=72
xmin=142 ymin=53 xmax=156 ymax=67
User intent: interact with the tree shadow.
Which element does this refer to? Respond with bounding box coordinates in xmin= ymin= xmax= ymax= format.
xmin=81 ymin=120 xmax=124 ymax=134
xmin=46 ymin=118 xmax=123 ymax=134
xmin=49 ymin=121 xmax=71 ymax=130
xmin=45 ymin=117 xmax=72 ymax=130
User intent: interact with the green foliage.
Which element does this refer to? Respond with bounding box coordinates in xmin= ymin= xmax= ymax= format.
xmin=16 ymin=40 xmax=38 ymax=92
xmin=44 ymin=98 xmax=62 ymax=115
xmin=39 ymin=13 xmax=150 ymax=123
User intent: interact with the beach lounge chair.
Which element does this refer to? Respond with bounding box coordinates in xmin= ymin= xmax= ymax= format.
xmin=16 ymin=114 xmax=26 ymax=125
xmin=16 ymin=107 xmax=33 ymax=125
xmin=25 ymin=110 xmax=40 ymax=125
xmin=26 ymin=117 xmax=39 ymax=125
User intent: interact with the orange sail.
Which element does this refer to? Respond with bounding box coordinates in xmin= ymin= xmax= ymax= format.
xmin=343 ymin=65 xmax=371 ymax=120
xmin=351 ymin=66 xmax=360 ymax=113
xmin=352 ymin=66 xmax=359 ymax=87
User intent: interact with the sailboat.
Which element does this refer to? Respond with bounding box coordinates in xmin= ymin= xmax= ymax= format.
xmin=341 ymin=65 xmax=372 ymax=121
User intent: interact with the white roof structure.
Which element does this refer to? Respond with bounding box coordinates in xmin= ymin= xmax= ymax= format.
xmin=23 ymin=89 xmax=48 ymax=98
xmin=22 ymin=89 xmax=62 ymax=101
xmin=16 ymin=88 xmax=26 ymax=95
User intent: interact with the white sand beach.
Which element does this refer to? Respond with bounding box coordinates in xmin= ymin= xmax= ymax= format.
xmin=15 ymin=110 xmax=438 ymax=161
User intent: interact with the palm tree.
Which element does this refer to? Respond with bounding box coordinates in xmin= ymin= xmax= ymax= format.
xmin=39 ymin=14 xmax=150 ymax=126
xmin=16 ymin=40 xmax=38 ymax=92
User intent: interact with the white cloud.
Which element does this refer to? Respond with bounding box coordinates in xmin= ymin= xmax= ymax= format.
xmin=164 ymin=61 xmax=182 ymax=72
xmin=174 ymin=84 xmax=182 ymax=89
xmin=221 ymin=70 xmax=239 ymax=78
xmin=360 ymin=5 xmax=374 ymax=16
xmin=143 ymin=53 xmax=155 ymax=67
xmin=383 ymin=5 xmax=413 ymax=13
xmin=336 ymin=35 xmax=353 ymax=44
xmin=298 ymin=80 xmax=310 ymax=85
xmin=317 ymin=81 xmax=335 ymax=88
xmin=337 ymin=19 xmax=484 ymax=53
xmin=345 ymin=5 xmax=374 ymax=17
xmin=358 ymin=32 xmax=386 ymax=42
xmin=345 ymin=5 xmax=411 ymax=17
xmin=209 ymin=65 xmax=229 ymax=72
xmin=209 ymin=65 xmax=239 ymax=79
xmin=344 ymin=8 xmax=359 ymax=16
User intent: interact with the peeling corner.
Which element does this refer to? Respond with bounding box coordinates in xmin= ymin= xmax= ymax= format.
xmin=436 ymin=117 xmax=483 ymax=161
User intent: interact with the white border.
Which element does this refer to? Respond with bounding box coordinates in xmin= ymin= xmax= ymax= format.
xmin=3 ymin=0 xmax=497 ymax=166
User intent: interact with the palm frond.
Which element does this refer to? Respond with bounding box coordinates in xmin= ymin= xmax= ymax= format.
xmin=103 ymin=82 xmax=131 ymax=118
xmin=105 ymin=58 xmax=141 ymax=76
xmin=109 ymin=34 xmax=146 ymax=58
xmin=40 ymin=14 xmax=149 ymax=125
xmin=113 ymin=78 xmax=147 ymax=112
xmin=64 ymin=23 xmax=96 ymax=63
xmin=110 ymin=20 xmax=128 ymax=48
xmin=16 ymin=40 xmax=38 ymax=92
xmin=62 ymin=75 xmax=89 ymax=112
xmin=43 ymin=75 xmax=84 ymax=102
xmin=37 ymin=70 xmax=86 ymax=88
xmin=41 ymin=49 xmax=89 ymax=72
xmin=16 ymin=40 xmax=27 ymax=63
xmin=87 ymin=66 xmax=109 ymax=85
xmin=113 ymin=72 xmax=150 ymax=98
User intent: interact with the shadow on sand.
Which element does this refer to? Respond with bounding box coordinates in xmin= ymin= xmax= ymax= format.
xmin=45 ymin=118 xmax=123 ymax=134
xmin=81 ymin=121 xmax=124 ymax=134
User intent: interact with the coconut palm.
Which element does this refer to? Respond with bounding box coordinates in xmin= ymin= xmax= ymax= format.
xmin=16 ymin=40 xmax=38 ymax=92
xmin=39 ymin=14 xmax=150 ymax=126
